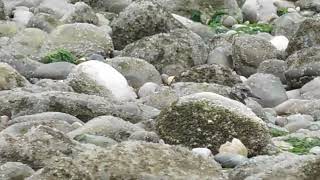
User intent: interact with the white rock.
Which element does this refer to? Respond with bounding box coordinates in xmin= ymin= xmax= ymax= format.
xmin=12 ymin=6 xmax=34 ymax=25
xmin=219 ymin=138 xmax=248 ymax=157
xmin=138 ymin=82 xmax=160 ymax=98
xmin=71 ymin=60 xmax=137 ymax=101
xmin=192 ymin=148 xmax=213 ymax=159
xmin=310 ymin=146 xmax=320 ymax=155
xmin=270 ymin=36 xmax=289 ymax=51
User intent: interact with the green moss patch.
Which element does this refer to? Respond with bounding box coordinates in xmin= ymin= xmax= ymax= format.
xmin=190 ymin=10 xmax=202 ymax=23
xmin=277 ymin=8 xmax=289 ymax=16
xmin=235 ymin=23 xmax=273 ymax=34
xmin=270 ymin=129 xmax=289 ymax=137
xmin=285 ymin=137 xmax=320 ymax=155
xmin=42 ymin=48 xmax=77 ymax=64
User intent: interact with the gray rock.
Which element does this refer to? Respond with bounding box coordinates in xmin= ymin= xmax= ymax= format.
xmin=222 ymin=16 xmax=238 ymax=27
xmin=232 ymin=35 xmax=278 ymax=77
xmin=272 ymin=12 xmax=305 ymax=40
xmin=296 ymin=0 xmax=320 ymax=12
xmin=62 ymin=2 xmax=98 ymax=25
xmin=0 ymin=0 xmax=5 ymax=20
xmin=105 ymin=57 xmax=162 ymax=89
xmin=0 ymin=162 xmax=34 ymax=180
xmin=8 ymin=112 xmax=83 ymax=126
xmin=176 ymin=64 xmax=241 ymax=87
xmin=73 ymin=133 xmax=117 ymax=147
xmin=0 ymin=63 xmax=30 ymax=90
xmin=69 ymin=0 xmax=132 ymax=14
xmin=301 ymin=77 xmax=320 ymax=99
xmin=287 ymin=18 xmax=320 ymax=55
xmin=0 ymin=21 xmax=19 ymax=38
xmin=128 ymin=130 xmax=160 ymax=143
xmin=27 ymin=141 xmax=224 ymax=179
xmin=286 ymin=89 xmax=302 ymax=99
xmin=257 ymin=59 xmax=287 ymax=84
xmin=27 ymin=12 xmax=61 ymax=33
xmin=244 ymin=98 xmax=269 ymax=122
xmin=245 ymin=73 xmax=288 ymax=108
xmin=67 ymin=116 xmax=143 ymax=141
xmin=214 ymin=153 xmax=248 ymax=168
xmin=39 ymin=23 xmax=114 ymax=59
xmin=33 ymin=62 xmax=75 ymax=80
xmin=310 ymin=146 xmax=320 ymax=155
xmin=0 ymin=90 xmax=160 ymax=123
xmin=138 ymin=82 xmax=161 ymax=98
xmin=229 ymin=152 xmax=320 ymax=179
xmin=207 ymin=46 xmax=233 ymax=69
xmin=242 ymin=0 xmax=277 ymax=22
xmin=110 ymin=0 xmax=183 ymax=50
xmin=12 ymin=6 xmax=33 ymax=26
xmin=121 ymin=28 xmax=208 ymax=76
xmin=87 ymin=53 xmax=104 ymax=61
xmin=34 ymin=79 xmax=74 ymax=92
xmin=0 ymin=125 xmax=85 ymax=169
xmin=156 ymin=92 xmax=271 ymax=156
xmin=36 ymin=0 xmax=74 ymax=19
xmin=285 ymin=114 xmax=314 ymax=132
xmin=285 ymin=46 xmax=320 ymax=89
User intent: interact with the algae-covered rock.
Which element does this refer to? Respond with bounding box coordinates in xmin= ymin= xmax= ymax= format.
xmin=156 ymin=92 xmax=271 ymax=156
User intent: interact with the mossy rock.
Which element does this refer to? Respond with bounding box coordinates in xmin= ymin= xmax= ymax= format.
xmin=156 ymin=92 xmax=271 ymax=156
xmin=285 ymin=137 xmax=320 ymax=155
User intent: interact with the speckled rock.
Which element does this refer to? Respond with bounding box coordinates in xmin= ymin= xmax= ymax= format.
xmin=62 ymin=2 xmax=98 ymax=25
xmin=257 ymin=59 xmax=287 ymax=84
xmin=156 ymin=92 xmax=271 ymax=156
xmin=111 ymin=0 xmax=183 ymax=50
xmin=0 ymin=63 xmax=30 ymax=90
xmin=0 ymin=162 xmax=34 ymax=180
xmin=120 ymin=28 xmax=208 ymax=76
xmin=33 ymin=62 xmax=75 ymax=80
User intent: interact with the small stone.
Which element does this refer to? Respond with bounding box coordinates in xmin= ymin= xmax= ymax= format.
xmin=222 ymin=16 xmax=238 ymax=27
xmin=219 ymin=138 xmax=248 ymax=157
xmin=192 ymin=148 xmax=213 ymax=159
xmin=214 ymin=153 xmax=248 ymax=168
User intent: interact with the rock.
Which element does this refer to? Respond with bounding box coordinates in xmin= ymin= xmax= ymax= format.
xmin=272 ymin=12 xmax=305 ymax=40
xmin=269 ymin=36 xmax=289 ymax=51
xmin=37 ymin=0 xmax=74 ymax=19
xmin=12 ymin=6 xmax=33 ymax=26
xmin=0 ymin=21 xmax=19 ymax=38
xmin=69 ymin=0 xmax=132 ymax=14
xmin=0 ymin=119 xmax=75 ymax=137
xmin=301 ymin=77 xmax=320 ymax=99
xmin=285 ymin=46 xmax=320 ymax=89
xmin=244 ymin=98 xmax=269 ymax=121
xmin=207 ymin=46 xmax=233 ymax=68
xmin=4 ymin=28 xmax=47 ymax=59
xmin=40 ymin=23 xmax=114 ymax=58
xmin=128 ymin=130 xmax=160 ymax=143
xmin=219 ymin=138 xmax=248 ymax=157
xmin=229 ymin=152 xmax=320 ymax=179
xmin=34 ymin=79 xmax=74 ymax=92
xmin=27 ymin=12 xmax=61 ymax=33
xmin=284 ymin=114 xmax=314 ymax=132
xmin=192 ymin=148 xmax=213 ymax=159
xmin=8 ymin=112 xmax=83 ymax=126
xmin=229 ymin=83 xmax=258 ymax=104
xmin=0 ymin=115 xmax=8 ymax=130
xmin=245 ymin=73 xmax=288 ymax=107
xmin=121 ymin=29 xmax=208 ymax=76
xmin=214 ymin=153 xmax=248 ymax=168
xmin=33 ymin=62 xmax=75 ymax=80
xmin=242 ymin=0 xmax=277 ymax=22
xmin=286 ymin=89 xmax=302 ymax=99
xmin=232 ymin=34 xmax=278 ymax=77
xmin=73 ymin=134 xmax=117 ymax=147
xmin=156 ymin=92 xmax=271 ymax=156
xmin=110 ymin=0 xmax=183 ymax=50
xmin=28 ymin=141 xmax=224 ymax=179
xmin=62 ymin=2 xmax=98 ymax=25
xmin=0 ymin=162 xmax=34 ymax=180
xmin=257 ymin=59 xmax=287 ymax=84
xmin=67 ymin=60 xmax=137 ymax=101
xmin=0 ymin=0 xmax=5 ymax=20
xmin=105 ymin=57 xmax=162 ymax=89
xmin=310 ymin=146 xmax=320 ymax=155
xmin=222 ymin=16 xmax=238 ymax=27
xmin=0 ymin=125 xmax=85 ymax=169
xmin=176 ymin=64 xmax=241 ymax=87
xmin=87 ymin=53 xmax=105 ymax=61
xmin=0 ymin=90 xmax=159 ymax=123
xmin=67 ymin=116 xmax=143 ymax=141
xmin=287 ymin=18 xmax=320 ymax=55
xmin=296 ymin=0 xmax=320 ymax=12
xmin=171 ymin=13 xmax=216 ymax=42
xmin=0 ymin=63 xmax=30 ymax=90
xmin=138 ymin=82 xmax=161 ymax=98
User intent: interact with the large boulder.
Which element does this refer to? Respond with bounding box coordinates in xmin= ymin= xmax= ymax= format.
xmin=232 ymin=34 xmax=278 ymax=77
xmin=111 ymin=0 xmax=183 ymax=50
xmin=229 ymin=152 xmax=320 ymax=179
xmin=156 ymin=92 xmax=271 ymax=156
xmin=67 ymin=60 xmax=137 ymax=101
xmin=176 ymin=64 xmax=242 ymax=87
xmin=39 ymin=23 xmax=114 ymax=58
xmin=0 ymin=63 xmax=29 ymax=90
xmin=0 ymin=90 xmax=159 ymax=123
xmin=245 ymin=73 xmax=288 ymax=107
xmin=121 ymin=29 xmax=209 ymax=76
xmin=285 ymin=46 xmax=320 ymax=89
xmin=105 ymin=57 xmax=162 ymax=89
xmin=28 ymin=141 xmax=224 ymax=179
xmin=287 ymin=18 xmax=320 ymax=55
